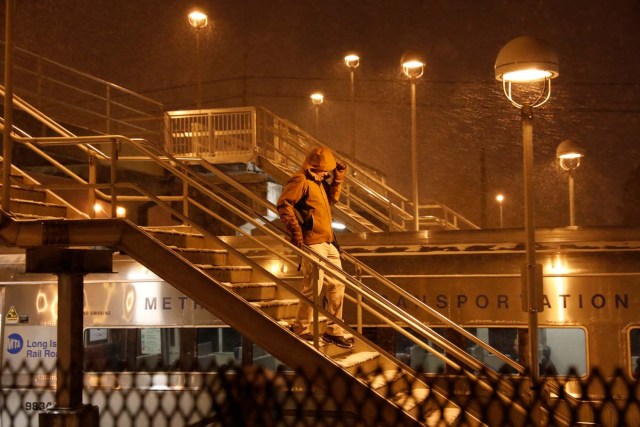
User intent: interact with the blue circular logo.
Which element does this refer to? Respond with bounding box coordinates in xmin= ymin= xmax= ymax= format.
xmin=7 ymin=333 xmax=23 ymax=354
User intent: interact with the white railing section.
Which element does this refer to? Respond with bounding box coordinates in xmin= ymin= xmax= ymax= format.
xmin=164 ymin=108 xmax=257 ymax=163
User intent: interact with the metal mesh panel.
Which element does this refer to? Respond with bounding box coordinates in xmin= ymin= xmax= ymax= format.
xmin=3 ymin=360 xmax=640 ymax=426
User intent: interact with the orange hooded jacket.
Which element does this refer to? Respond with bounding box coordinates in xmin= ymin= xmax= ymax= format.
xmin=277 ymin=147 xmax=344 ymax=245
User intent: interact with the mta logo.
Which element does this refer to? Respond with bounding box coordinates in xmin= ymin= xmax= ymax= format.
xmin=7 ymin=333 xmax=23 ymax=354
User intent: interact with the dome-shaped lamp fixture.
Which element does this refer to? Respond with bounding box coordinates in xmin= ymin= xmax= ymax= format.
xmin=556 ymin=139 xmax=584 ymax=171
xmin=401 ymin=51 xmax=426 ymax=79
xmin=495 ymin=36 xmax=559 ymax=108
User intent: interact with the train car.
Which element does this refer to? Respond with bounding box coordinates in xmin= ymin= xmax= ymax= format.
xmin=0 ymin=253 xmax=281 ymax=427
xmin=2 ymin=225 xmax=640 ymax=425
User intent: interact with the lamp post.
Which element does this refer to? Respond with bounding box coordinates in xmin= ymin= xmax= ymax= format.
xmin=556 ymin=139 xmax=584 ymax=227
xmin=401 ymin=52 xmax=425 ymax=232
xmin=495 ymin=35 xmax=559 ymax=383
xmin=344 ymin=53 xmax=360 ymax=161
xmin=496 ymin=194 xmax=505 ymax=228
xmin=310 ymin=92 xmax=324 ymax=137
xmin=188 ymin=10 xmax=208 ymax=108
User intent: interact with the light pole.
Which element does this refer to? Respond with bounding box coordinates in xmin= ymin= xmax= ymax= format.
xmin=496 ymin=194 xmax=505 ymax=228
xmin=556 ymin=139 xmax=584 ymax=227
xmin=310 ymin=92 xmax=324 ymax=137
xmin=401 ymin=52 xmax=425 ymax=232
xmin=495 ymin=35 xmax=559 ymax=383
xmin=188 ymin=10 xmax=208 ymax=108
xmin=344 ymin=53 xmax=360 ymax=161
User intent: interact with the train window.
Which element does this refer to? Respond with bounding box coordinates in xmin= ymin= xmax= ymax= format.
xmin=84 ymin=327 xmax=244 ymax=372
xmin=394 ymin=327 xmax=448 ymax=373
xmin=196 ymin=328 xmax=241 ymax=369
xmin=629 ymin=329 xmax=640 ymax=379
xmin=392 ymin=327 xmax=586 ymax=376
xmin=470 ymin=328 xmax=587 ymax=376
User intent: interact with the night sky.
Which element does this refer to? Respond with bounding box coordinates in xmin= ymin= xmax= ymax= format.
xmin=7 ymin=0 xmax=640 ymax=229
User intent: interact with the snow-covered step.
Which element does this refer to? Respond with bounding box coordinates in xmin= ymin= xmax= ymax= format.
xmin=250 ymin=298 xmax=298 ymax=319
xmin=198 ymin=264 xmax=253 ymax=282
xmin=223 ymin=281 xmax=277 ymax=301
xmin=334 ymin=351 xmax=380 ymax=375
xmin=169 ymin=246 xmax=228 ymax=265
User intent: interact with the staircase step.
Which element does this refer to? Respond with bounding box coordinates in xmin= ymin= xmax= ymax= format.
xmin=250 ymin=298 xmax=298 ymax=319
xmin=170 ymin=246 xmax=228 ymax=264
xmin=392 ymin=387 xmax=430 ymax=414
xmin=334 ymin=351 xmax=380 ymax=375
xmin=223 ymin=281 xmax=277 ymax=301
xmin=198 ymin=264 xmax=253 ymax=282
xmin=144 ymin=228 xmax=206 ymax=248
xmin=367 ymin=369 xmax=411 ymax=396
xmin=10 ymin=198 xmax=67 ymax=217
xmin=0 ymin=184 xmax=47 ymax=202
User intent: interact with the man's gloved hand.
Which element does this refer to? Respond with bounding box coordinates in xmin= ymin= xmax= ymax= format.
xmin=334 ymin=162 xmax=347 ymax=181
xmin=290 ymin=228 xmax=304 ymax=248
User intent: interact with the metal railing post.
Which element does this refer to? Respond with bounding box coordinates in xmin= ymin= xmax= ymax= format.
xmin=88 ymin=154 xmax=96 ymax=218
xmin=345 ymin=182 xmax=351 ymax=208
xmin=312 ymin=261 xmax=320 ymax=349
xmin=183 ymin=179 xmax=189 ymax=217
xmin=110 ymin=138 xmax=118 ymax=218
xmin=355 ymin=263 xmax=363 ymax=334
xmin=2 ymin=0 xmax=15 ymax=213
xmin=106 ymin=85 xmax=111 ymax=135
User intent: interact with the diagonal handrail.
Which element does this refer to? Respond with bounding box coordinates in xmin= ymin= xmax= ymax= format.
xmin=8 ymin=131 xmax=525 ymax=378
xmin=0 ymin=44 xmax=163 ymax=144
xmin=4 ymin=128 xmax=543 ymax=421
xmin=1 ymin=88 xmax=516 ymax=380
xmin=163 ymin=106 xmax=479 ymax=232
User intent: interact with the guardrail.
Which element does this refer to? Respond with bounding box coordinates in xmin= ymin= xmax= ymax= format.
xmin=164 ymin=106 xmax=479 ymax=232
xmin=0 ymin=43 xmax=164 ymax=145
xmin=7 ymin=129 xmax=526 ymax=393
xmin=163 ymin=107 xmax=257 ymax=163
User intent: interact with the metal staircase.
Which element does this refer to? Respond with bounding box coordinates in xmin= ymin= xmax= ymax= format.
xmin=164 ymin=107 xmax=480 ymax=233
xmin=1 ymin=44 xmax=477 ymax=233
xmin=0 ymin=90 xmax=550 ymax=425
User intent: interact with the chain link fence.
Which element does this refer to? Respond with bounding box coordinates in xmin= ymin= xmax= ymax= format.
xmin=2 ymin=360 xmax=640 ymax=426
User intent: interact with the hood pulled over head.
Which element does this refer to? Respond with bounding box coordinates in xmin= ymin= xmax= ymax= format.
xmin=303 ymin=147 xmax=336 ymax=172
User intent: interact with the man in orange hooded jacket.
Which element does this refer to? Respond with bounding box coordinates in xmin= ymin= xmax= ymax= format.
xmin=277 ymin=147 xmax=352 ymax=348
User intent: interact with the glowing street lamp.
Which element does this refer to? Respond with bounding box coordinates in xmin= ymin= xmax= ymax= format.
xmin=188 ymin=10 xmax=209 ymax=108
xmin=496 ymin=194 xmax=505 ymax=228
xmin=188 ymin=10 xmax=208 ymax=29
xmin=495 ymin=35 xmax=559 ymax=383
xmin=310 ymin=92 xmax=324 ymax=137
xmin=556 ymin=139 xmax=584 ymax=227
xmin=401 ymin=52 xmax=425 ymax=231
xmin=344 ymin=53 xmax=360 ymax=160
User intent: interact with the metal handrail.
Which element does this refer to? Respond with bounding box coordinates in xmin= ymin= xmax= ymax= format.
xmin=11 ymin=132 xmax=523 ymax=375
xmin=254 ymin=106 xmax=477 ymax=230
xmin=4 ymin=89 xmax=508 ymax=381
xmin=0 ymin=44 xmax=163 ymax=143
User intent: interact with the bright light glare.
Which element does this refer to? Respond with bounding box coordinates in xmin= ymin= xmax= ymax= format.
xmin=344 ymin=54 xmax=360 ymax=68
xmin=332 ymin=221 xmax=346 ymax=230
xmin=310 ymin=92 xmax=324 ymax=105
xmin=496 ymin=194 xmax=504 ymax=203
xmin=94 ymin=203 xmax=103 ymax=213
xmin=502 ymin=69 xmax=552 ymax=82
xmin=188 ymin=11 xmax=208 ymax=29
xmin=116 ymin=206 xmax=126 ymax=218
xmin=402 ymin=60 xmax=425 ymax=78
xmin=558 ymin=152 xmax=583 ymax=160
